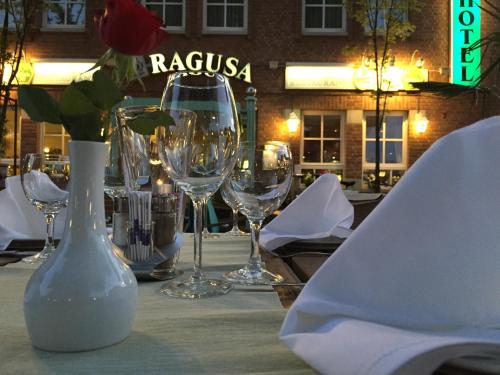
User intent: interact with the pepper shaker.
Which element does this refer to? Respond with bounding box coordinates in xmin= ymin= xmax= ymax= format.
xmin=152 ymin=194 xmax=177 ymax=247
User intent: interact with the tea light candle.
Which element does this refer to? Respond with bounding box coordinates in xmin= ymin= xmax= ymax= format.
xmin=153 ymin=179 xmax=172 ymax=195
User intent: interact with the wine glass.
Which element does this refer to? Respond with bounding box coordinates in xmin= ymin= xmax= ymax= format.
xmin=21 ymin=153 xmax=70 ymax=264
xmin=202 ymin=199 xmax=220 ymax=238
xmin=157 ymin=71 xmax=240 ymax=298
xmin=104 ymin=127 xmax=127 ymax=199
xmin=220 ymin=179 xmax=248 ymax=236
xmin=224 ymin=142 xmax=293 ymax=285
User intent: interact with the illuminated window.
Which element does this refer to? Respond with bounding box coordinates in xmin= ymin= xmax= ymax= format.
xmin=364 ymin=5 xmax=408 ymax=33
xmin=142 ymin=0 xmax=185 ymax=32
xmin=42 ymin=124 xmax=71 ymax=157
xmin=300 ymin=111 xmax=344 ymax=166
xmin=302 ymin=0 xmax=346 ymax=34
xmin=203 ymin=0 xmax=247 ymax=34
xmin=363 ymin=111 xmax=407 ymax=187
xmin=0 ymin=106 xmax=21 ymax=173
xmin=43 ymin=0 xmax=85 ymax=29
xmin=0 ymin=1 xmax=22 ymax=28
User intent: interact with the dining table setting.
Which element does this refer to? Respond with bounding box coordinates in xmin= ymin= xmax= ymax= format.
xmin=2 ymin=31 xmax=500 ymax=371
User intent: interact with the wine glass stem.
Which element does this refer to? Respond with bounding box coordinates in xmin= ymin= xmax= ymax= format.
xmin=192 ymin=199 xmax=204 ymax=281
xmin=249 ymin=220 xmax=263 ymax=271
xmin=232 ymin=208 xmax=239 ymax=231
xmin=44 ymin=213 xmax=56 ymax=250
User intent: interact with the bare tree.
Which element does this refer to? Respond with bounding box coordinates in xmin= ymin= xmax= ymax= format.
xmin=0 ymin=0 xmax=42 ymax=156
xmin=346 ymin=0 xmax=420 ymax=192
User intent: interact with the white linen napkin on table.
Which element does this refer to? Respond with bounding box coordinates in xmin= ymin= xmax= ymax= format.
xmin=260 ymin=173 xmax=354 ymax=251
xmin=280 ymin=116 xmax=500 ymax=375
xmin=0 ymin=176 xmax=66 ymax=250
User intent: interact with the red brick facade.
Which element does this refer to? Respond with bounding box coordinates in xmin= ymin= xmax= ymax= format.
xmin=9 ymin=0 xmax=500 ymax=184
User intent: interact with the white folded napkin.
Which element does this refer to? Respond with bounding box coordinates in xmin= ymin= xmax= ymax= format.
xmin=260 ymin=173 xmax=353 ymax=251
xmin=280 ymin=115 xmax=500 ymax=375
xmin=0 ymin=176 xmax=66 ymax=250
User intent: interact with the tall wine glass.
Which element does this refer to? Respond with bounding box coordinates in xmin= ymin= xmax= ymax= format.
xmin=220 ymin=179 xmax=248 ymax=236
xmin=202 ymin=199 xmax=220 ymax=238
xmin=21 ymin=153 xmax=70 ymax=264
xmin=224 ymin=142 xmax=293 ymax=285
xmin=104 ymin=127 xmax=127 ymax=199
xmin=157 ymin=71 xmax=240 ymax=298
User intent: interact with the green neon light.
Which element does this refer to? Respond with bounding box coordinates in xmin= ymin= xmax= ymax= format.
xmin=451 ymin=0 xmax=481 ymax=85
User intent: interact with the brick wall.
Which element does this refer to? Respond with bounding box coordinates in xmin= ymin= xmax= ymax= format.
xmin=14 ymin=0 xmax=499 ymax=180
xmin=20 ymin=119 xmax=39 ymax=158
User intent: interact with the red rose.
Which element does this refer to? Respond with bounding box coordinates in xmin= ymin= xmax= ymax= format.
xmin=94 ymin=0 xmax=168 ymax=56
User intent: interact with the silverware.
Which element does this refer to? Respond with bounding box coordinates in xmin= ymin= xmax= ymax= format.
xmin=269 ymin=250 xmax=333 ymax=258
xmin=233 ymin=282 xmax=307 ymax=291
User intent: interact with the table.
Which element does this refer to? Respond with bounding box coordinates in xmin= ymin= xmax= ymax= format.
xmin=0 ymin=236 xmax=314 ymax=375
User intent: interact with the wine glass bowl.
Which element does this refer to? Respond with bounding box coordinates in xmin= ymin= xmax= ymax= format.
xmin=157 ymin=71 xmax=240 ymax=298
xmin=224 ymin=142 xmax=293 ymax=285
xmin=21 ymin=153 xmax=70 ymax=264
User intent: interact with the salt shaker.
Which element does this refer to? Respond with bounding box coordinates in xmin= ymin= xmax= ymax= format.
xmin=112 ymin=196 xmax=129 ymax=248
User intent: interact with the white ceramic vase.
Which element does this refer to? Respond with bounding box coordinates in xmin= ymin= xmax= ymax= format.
xmin=24 ymin=141 xmax=138 ymax=352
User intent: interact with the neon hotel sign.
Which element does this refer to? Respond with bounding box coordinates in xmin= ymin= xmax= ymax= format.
xmin=451 ymin=0 xmax=481 ymax=85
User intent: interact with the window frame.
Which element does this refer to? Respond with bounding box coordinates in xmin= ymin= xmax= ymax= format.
xmin=0 ymin=1 xmax=22 ymax=30
xmin=141 ymin=0 xmax=185 ymax=33
xmin=363 ymin=6 xmax=409 ymax=34
xmin=302 ymin=0 xmax=347 ymax=36
xmin=42 ymin=0 xmax=86 ymax=31
xmin=299 ymin=111 xmax=345 ymax=172
xmin=203 ymin=0 xmax=248 ymax=35
xmin=362 ymin=111 xmax=408 ymax=171
xmin=40 ymin=123 xmax=71 ymax=157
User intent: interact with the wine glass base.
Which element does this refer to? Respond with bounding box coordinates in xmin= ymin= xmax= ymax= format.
xmin=22 ymin=246 xmax=56 ymax=264
xmin=160 ymin=277 xmax=232 ymax=299
xmin=223 ymin=267 xmax=284 ymax=285
xmin=150 ymin=268 xmax=183 ymax=281
xmin=225 ymin=227 xmax=249 ymax=237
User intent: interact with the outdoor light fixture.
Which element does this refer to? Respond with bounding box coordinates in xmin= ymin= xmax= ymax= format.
xmin=411 ymin=50 xmax=424 ymax=69
xmin=287 ymin=111 xmax=300 ymax=133
xmin=414 ymin=112 xmax=429 ymax=134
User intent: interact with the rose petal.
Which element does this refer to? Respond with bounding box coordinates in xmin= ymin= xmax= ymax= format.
xmin=96 ymin=0 xmax=168 ymax=56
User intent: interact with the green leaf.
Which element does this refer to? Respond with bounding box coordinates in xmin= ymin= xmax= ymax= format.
xmin=18 ymin=86 xmax=62 ymax=124
xmin=72 ymin=80 xmax=96 ymax=100
xmin=128 ymin=111 xmax=175 ymax=135
xmin=92 ymin=70 xmax=123 ymax=109
xmin=71 ymin=72 xmax=122 ymax=111
xmin=59 ymin=84 xmax=103 ymax=141
xmin=85 ymin=48 xmax=115 ymax=73
xmin=61 ymin=112 xmax=103 ymax=142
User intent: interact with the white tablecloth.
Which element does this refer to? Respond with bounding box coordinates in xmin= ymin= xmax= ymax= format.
xmin=0 ymin=236 xmax=313 ymax=375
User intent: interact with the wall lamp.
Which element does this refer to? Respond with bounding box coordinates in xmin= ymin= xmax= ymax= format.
xmin=411 ymin=50 xmax=424 ymax=69
xmin=414 ymin=112 xmax=429 ymax=134
xmin=285 ymin=110 xmax=300 ymax=133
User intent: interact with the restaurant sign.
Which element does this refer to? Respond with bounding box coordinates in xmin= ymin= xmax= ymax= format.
xmin=451 ymin=0 xmax=481 ymax=85
xmin=148 ymin=51 xmax=252 ymax=83
xmin=285 ymin=64 xmax=428 ymax=91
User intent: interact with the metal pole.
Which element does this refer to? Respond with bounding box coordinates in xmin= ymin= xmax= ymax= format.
xmin=13 ymin=98 xmax=18 ymax=175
